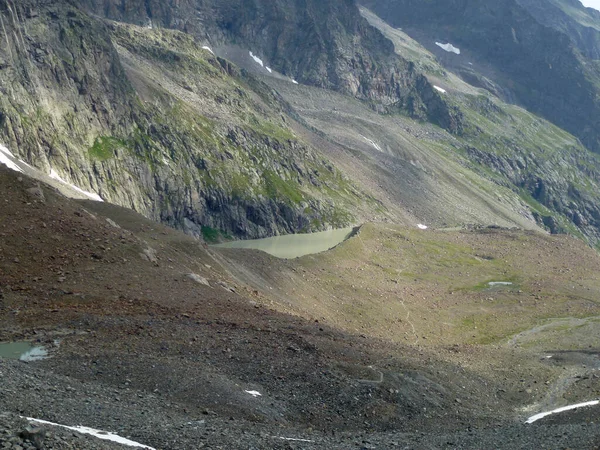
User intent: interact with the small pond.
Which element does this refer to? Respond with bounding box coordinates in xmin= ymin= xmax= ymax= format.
xmin=0 ymin=341 xmax=48 ymax=361
xmin=214 ymin=227 xmax=355 ymax=259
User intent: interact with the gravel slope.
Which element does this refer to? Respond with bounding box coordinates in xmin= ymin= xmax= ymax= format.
xmin=2 ymin=166 xmax=600 ymax=449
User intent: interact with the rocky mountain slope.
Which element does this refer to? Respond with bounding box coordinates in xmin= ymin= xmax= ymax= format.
xmin=357 ymin=5 xmax=600 ymax=245
xmin=517 ymin=0 xmax=600 ymax=59
xmin=361 ymin=0 xmax=600 ymax=154
xmin=77 ymin=0 xmax=463 ymax=131
xmin=3 ymin=0 xmax=600 ymax=247
xmin=2 ymin=164 xmax=600 ymax=448
xmin=0 ymin=0 xmax=378 ymax=239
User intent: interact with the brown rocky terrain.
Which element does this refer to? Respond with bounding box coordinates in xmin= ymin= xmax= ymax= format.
xmin=2 ymin=165 xmax=600 ymax=448
xmin=3 ymin=0 xmax=600 ymax=448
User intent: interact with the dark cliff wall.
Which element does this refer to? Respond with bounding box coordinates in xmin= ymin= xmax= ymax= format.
xmin=516 ymin=0 xmax=600 ymax=60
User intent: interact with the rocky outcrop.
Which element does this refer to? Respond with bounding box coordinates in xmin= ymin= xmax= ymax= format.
xmin=0 ymin=0 xmax=366 ymax=239
xmin=76 ymin=0 xmax=463 ymax=132
xmin=465 ymin=145 xmax=600 ymax=241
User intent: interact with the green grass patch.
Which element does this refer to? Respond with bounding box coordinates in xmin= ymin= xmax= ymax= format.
xmin=201 ymin=226 xmax=231 ymax=243
xmin=262 ymin=170 xmax=304 ymax=204
xmin=89 ymin=136 xmax=124 ymax=161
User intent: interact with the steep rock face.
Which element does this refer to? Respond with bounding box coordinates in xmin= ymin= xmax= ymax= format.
xmin=361 ymin=0 xmax=600 ymax=153
xmin=0 ymin=0 xmax=368 ymax=239
xmin=360 ymin=6 xmax=600 ymax=244
xmin=450 ymin=90 xmax=600 ymax=243
xmin=76 ymin=0 xmax=463 ymax=132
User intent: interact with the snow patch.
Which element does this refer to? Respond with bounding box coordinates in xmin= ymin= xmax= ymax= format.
xmin=436 ymin=42 xmax=461 ymax=55
xmin=266 ymin=66 xmax=272 ymax=73
xmin=19 ymin=346 xmax=48 ymax=362
xmin=245 ymin=390 xmax=262 ymax=397
xmin=202 ymin=46 xmax=214 ymax=55
xmin=277 ymin=437 xmax=314 ymax=442
xmin=488 ymin=281 xmax=513 ymax=286
xmin=526 ymin=400 xmax=599 ymax=424
xmin=292 ymin=79 xmax=299 ymax=85
xmin=49 ymin=169 xmax=103 ymax=202
xmin=249 ymin=51 xmax=264 ymax=67
xmin=433 ymin=85 xmax=446 ymax=94
xmin=0 ymin=144 xmax=23 ymax=173
xmin=360 ymin=135 xmax=382 ymax=152
xmin=417 ymin=224 xmax=428 ymax=230
xmin=22 ymin=417 xmax=156 ymax=449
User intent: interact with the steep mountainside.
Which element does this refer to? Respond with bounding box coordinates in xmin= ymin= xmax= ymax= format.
xmin=361 ymin=0 xmax=600 ymax=153
xmin=77 ymin=0 xmax=463 ymax=131
xmin=363 ymin=6 xmax=600 ymax=243
xmin=4 ymin=0 xmax=600 ymax=246
xmin=517 ymin=0 xmax=600 ymax=59
xmin=254 ymin=9 xmax=600 ymax=245
xmin=0 ymin=0 xmax=379 ymax=239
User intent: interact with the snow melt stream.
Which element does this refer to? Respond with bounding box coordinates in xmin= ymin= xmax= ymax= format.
xmin=22 ymin=417 xmax=156 ymax=449
xmin=360 ymin=135 xmax=382 ymax=152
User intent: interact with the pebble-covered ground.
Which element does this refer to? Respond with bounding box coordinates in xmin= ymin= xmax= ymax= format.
xmin=2 ymin=167 xmax=600 ymax=449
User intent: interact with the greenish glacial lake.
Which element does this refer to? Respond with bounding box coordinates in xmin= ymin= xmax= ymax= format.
xmin=214 ymin=227 xmax=355 ymax=259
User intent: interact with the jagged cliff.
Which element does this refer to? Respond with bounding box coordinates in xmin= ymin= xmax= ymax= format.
xmin=0 ymin=0 xmax=372 ymax=239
